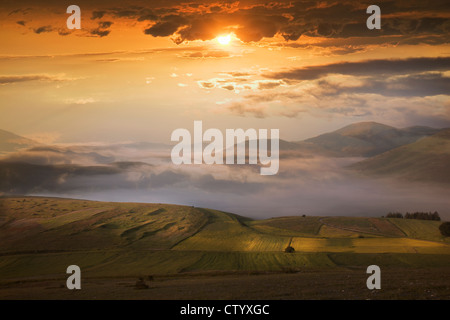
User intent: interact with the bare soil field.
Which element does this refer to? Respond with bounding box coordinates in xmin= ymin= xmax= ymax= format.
xmin=1 ymin=267 xmax=449 ymax=300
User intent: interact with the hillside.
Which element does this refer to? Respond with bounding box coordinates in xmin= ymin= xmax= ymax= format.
xmin=220 ymin=121 xmax=441 ymax=162
xmin=0 ymin=129 xmax=36 ymax=155
xmin=0 ymin=197 xmax=449 ymax=280
xmin=296 ymin=122 xmax=441 ymax=157
xmin=350 ymin=128 xmax=450 ymax=184
xmin=0 ymin=122 xmax=442 ymax=164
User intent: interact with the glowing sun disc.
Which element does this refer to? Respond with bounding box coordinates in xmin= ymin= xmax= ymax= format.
xmin=217 ymin=35 xmax=231 ymax=45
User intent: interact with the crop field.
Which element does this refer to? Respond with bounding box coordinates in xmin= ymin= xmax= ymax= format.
xmin=320 ymin=217 xmax=406 ymax=237
xmin=0 ymin=196 xmax=449 ymax=299
xmin=172 ymin=209 xmax=290 ymax=252
xmin=0 ymin=197 xmax=209 ymax=252
xmin=290 ymin=237 xmax=450 ymax=254
xmin=318 ymin=225 xmax=380 ymax=238
xmin=248 ymin=216 xmax=323 ymax=237
xmin=388 ymin=218 xmax=450 ymax=243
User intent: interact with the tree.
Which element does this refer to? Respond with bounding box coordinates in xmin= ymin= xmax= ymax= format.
xmin=284 ymin=246 xmax=295 ymax=253
xmin=389 ymin=211 xmax=440 ymax=221
xmin=439 ymin=222 xmax=450 ymax=237
xmin=433 ymin=211 xmax=441 ymax=221
xmin=386 ymin=212 xmax=403 ymax=219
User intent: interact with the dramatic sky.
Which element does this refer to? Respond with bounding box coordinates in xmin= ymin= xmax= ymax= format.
xmin=1 ymin=0 xmax=449 ymax=144
xmin=1 ymin=1 xmax=450 ymax=218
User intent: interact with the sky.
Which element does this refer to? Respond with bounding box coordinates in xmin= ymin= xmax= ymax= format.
xmin=1 ymin=1 xmax=450 ymax=218
xmin=0 ymin=0 xmax=449 ymax=144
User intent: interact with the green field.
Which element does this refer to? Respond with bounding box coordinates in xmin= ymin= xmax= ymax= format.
xmin=388 ymin=218 xmax=449 ymax=242
xmin=0 ymin=196 xmax=449 ymax=281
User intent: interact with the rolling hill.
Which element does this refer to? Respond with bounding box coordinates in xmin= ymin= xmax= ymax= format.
xmin=0 ymin=129 xmax=36 ymax=155
xmin=295 ymin=122 xmax=441 ymax=157
xmin=0 ymin=122 xmax=443 ymax=168
xmin=350 ymin=128 xmax=450 ymax=184
xmin=221 ymin=121 xmax=441 ymax=163
xmin=0 ymin=197 xmax=449 ymax=280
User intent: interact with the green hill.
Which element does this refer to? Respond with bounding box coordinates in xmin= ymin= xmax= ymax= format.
xmin=0 ymin=197 xmax=449 ymax=280
xmin=350 ymin=128 xmax=450 ymax=184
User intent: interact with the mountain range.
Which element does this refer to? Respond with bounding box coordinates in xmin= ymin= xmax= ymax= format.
xmin=293 ymin=122 xmax=441 ymax=157
xmin=0 ymin=121 xmax=449 ymax=186
xmin=350 ymin=128 xmax=450 ymax=184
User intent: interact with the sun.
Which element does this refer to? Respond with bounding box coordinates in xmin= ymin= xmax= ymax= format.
xmin=217 ymin=34 xmax=232 ymax=45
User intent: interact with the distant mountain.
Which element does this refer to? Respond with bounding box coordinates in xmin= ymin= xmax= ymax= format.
xmin=207 ymin=122 xmax=443 ymax=162
xmin=350 ymin=129 xmax=450 ymax=184
xmin=2 ymin=145 xmax=115 ymax=165
xmin=0 ymin=122 xmax=444 ymax=163
xmin=294 ymin=122 xmax=441 ymax=157
xmin=0 ymin=129 xmax=36 ymax=155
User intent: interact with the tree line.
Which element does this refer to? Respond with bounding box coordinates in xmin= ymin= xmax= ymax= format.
xmin=385 ymin=211 xmax=441 ymax=221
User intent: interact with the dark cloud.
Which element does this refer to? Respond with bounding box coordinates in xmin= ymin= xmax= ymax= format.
xmin=89 ymin=21 xmax=113 ymax=37
xmin=109 ymin=7 xmax=142 ymax=18
xmin=3 ymin=1 xmax=449 ymax=44
xmin=234 ymin=15 xmax=289 ymax=42
xmin=98 ymin=21 xmax=113 ymax=28
xmin=144 ymin=15 xmax=187 ymax=37
xmin=91 ymin=10 xmax=106 ymax=19
xmin=136 ymin=9 xmax=158 ymax=22
xmin=265 ymin=57 xmax=450 ymax=81
xmin=33 ymin=25 xmax=53 ymax=34
xmin=8 ymin=8 xmax=32 ymax=16
xmin=57 ymin=29 xmax=72 ymax=36
xmin=16 ymin=20 xmax=26 ymax=26
xmin=174 ymin=17 xmax=222 ymax=43
xmin=315 ymin=73 xmax=450 ymax=97
xmin=133 ymin=0 xmax=450 ymax=44
xmin=0 ymin=74 xmax=71 ymax=85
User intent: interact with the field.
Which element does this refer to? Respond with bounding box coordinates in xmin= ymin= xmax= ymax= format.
xmin=2 ymin=268 xmax=450 ymax=300
xmin=0 ymin=196 xmax=449 ymax=299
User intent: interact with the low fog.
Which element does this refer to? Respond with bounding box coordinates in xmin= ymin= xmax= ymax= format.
xmin=1 ymin=144 xmax=449 ymax=220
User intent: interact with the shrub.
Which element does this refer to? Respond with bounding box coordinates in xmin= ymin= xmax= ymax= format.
xmin=284 ymin=246 xmax=295 ymax=253
xmin=439 ymin=222 xmax=450 ymax=237
xmin=135 ymin=277 xmax=149 ymax=289
xmin=281 ymin=267 xmax=298 ymax=273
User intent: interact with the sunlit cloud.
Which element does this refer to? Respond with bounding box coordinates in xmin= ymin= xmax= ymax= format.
xmin=64 ymin=98 xmax=97 ymax=105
